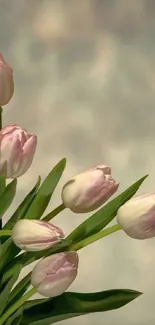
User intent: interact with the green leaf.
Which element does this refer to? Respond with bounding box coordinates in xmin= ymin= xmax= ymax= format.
xmin=0 ymin=238 xmax=19 ymax=273
xmin=7 ymin=273 xmax=31 ymax=307
xmin=0 ymin=263 xmax=21 ymax=316
xmin=0 ymin=177 xmax=41 ymax=261
xmin=24 ymin=158 xmax=66 ymax=220
xmin=6 ymin=308 xmax=23 ymax=325
xmin=0 ymin=179 xmax=17 ymax=218
xmin=0 ymin=174 xmax=6 ymax=196
xmin=70 ymin=224 xmax=120 ymax=251
xmin=4 ymin=176 xmax=41 ymax=230
xmin=20 ymin=289 xmax=142 ymax=325
xmin=67 ymin=175 xmax=148 ymax=244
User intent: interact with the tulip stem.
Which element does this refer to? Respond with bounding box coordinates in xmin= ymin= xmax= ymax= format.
xmin=69 ymin=224 xmax=121 ymax=251
xmin=43 ymin=203 xmax=66 ymax=222
xmin=0 ymin=229 xmax=12 ymax=237
xmin=0 ymin=287 xmax=37 ymax=325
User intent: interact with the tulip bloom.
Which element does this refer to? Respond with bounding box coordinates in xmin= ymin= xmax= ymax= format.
xmin=0 ymin=125 xmax=37 ymax=178
xmin=31 ymin=251 xmax=79 ymax=297
xmin=0 ymin=53 xmax=14 ymax=106
xmin=117 ymin=193 xmax=155 ymax=239
xmin=61 ymin=164 xmax=119 ymax=213
xmin=12 ymin=219 xmax=65 ymax=251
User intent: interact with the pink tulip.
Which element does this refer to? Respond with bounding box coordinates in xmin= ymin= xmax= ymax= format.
xmin=12 ymin=219 xmax=65 ymax=251
xmin=61 ymin=164 xmax=119 ymax=213
xmin=0 ymin=53 xmax=14 ymax=106
xmin=0 ymin=125 xmax=37 ymax=178
xmin=117 ymin=193 xmax=155 ymax=239
xmin=31 ymin=251 xmax=79 ymax=297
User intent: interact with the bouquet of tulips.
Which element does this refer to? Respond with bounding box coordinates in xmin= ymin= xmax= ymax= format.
xmin=0 ymin=52 xmax=152 ymax=325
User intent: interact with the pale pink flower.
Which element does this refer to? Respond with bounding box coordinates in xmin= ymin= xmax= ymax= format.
xmin=0 ymin=53 xmax=14 ymax=106
xmin=0 ymin=125 xmax=37 ymax=178
xmin=31 ymin=251 xmax=79 ymax=297
xmin=12 ymin=219 xmax=65 ymax=251
xmin=61 ymin=164 xmax=119 ymax=213
xmin=117 ymin=193 xmax=155 ymax=239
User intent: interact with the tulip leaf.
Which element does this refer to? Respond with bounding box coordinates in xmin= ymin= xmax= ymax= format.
xmin=67 ymin=175 xmax=148 ymax=244
xmin=3 ymin=176 xmax=41 ymax=231
xmin=6 ymin=308 xmax=23 ymax=325
xmin=0 ymin=179 xmax=17 ymax=219
xmin=0 ymin=263 xmax=21 ymax=316
xmin=7 ymin=273 xmax=31 ymax=307
xmin=24 ymin=158 xmax=66 ymax=220
xmin=0 ymin=238 xmax=19 ymax=273
xmin=20 ymin=289 xmax=142 ymax=325
xmin=0 ymin=174 xmax=6 ymax=196
xmin=1 ymin=177 xmax=41 ymax=263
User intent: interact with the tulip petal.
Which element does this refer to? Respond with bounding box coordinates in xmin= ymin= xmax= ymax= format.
xmin=14 ymin=135 xmax=37 ymax=177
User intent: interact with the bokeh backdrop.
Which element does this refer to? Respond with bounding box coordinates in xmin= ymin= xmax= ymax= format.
xmin=1 ymin=0 xmax=155 ymax=324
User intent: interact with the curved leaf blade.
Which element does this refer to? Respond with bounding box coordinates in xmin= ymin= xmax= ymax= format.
xmin=0 ymin=179 xmax=17 ymax=219
xmin=0 ymin=175 xmax=6 ymax=196
xmin=6 ymin=308 xmax=23 ymax=325
xmin=21 ymin=289 xmax=142 ymax=325
xmin=67 ymin=175 xmax=148 ymax=244
xmin=4 ymin=176 xmax=41 ymax=230
xmin=0 ymin=238 xmax=19 ymax=273
xmin=0 ymin=263 xmax=21 ymax=316
xmin=7 ymin=273 xmax=31 ymax=307
xmin=24 ymin=158 xmax=66 ymax=220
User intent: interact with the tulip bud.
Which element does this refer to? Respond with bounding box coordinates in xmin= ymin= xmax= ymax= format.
xmin=31 ymin=251 xmax=78 ymax=297
xmin=0 ymin=53 xmax=14 ymax=106
xmin=12 ymin=219 xmax=65 ymax=251
xmin=0 ymin=125 xmax=37 ymax=178
xmin=61 ymin=164 xmax=119 ymax=213
xmin=117 ymin=193 xmax=155 ymax=239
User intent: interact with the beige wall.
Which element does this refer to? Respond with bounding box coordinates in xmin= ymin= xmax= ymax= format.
xmin=1 ymin=0 xmax=155 ymax=324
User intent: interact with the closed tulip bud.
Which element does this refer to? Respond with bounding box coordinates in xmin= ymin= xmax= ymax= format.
xmin=0 ymin=125 xmax=37 ymax=178
xmin=31 ymin=251 xmax=79 ymax=297
xmin=61 ymin=164 xmax=119 ymax=213
xmin=12 ymin=219 xmax=65 ymax=251
xmin=117 ymin=193 xmax=155 ymax=239
xmin=0 ymin=53 xmax=14 ymax=106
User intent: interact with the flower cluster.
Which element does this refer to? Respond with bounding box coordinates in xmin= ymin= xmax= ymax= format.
xmin=0 ymin=52 xmax=154 ymax=324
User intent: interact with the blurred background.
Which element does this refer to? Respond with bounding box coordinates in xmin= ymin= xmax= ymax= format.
xmin=1 ymin=0 xmax=155 ymax=324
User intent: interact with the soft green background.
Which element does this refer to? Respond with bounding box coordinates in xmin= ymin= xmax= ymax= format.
xmin=1 ymin=0 xmax=155 ymax=324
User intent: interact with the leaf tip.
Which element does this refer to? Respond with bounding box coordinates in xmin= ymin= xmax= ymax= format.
xmin=134 ymin=290 xmax=143 ymax=298
xmin=143 ymin=174 xmax=149 ymax=180
xmin=61 ymin=157 xmax=67 ymax=167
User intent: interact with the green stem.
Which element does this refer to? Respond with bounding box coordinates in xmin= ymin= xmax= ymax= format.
xmin=0 ymin=229 xmax=12 ymax=237
xmin=0 ymin=106 xmax=3 ymax=130
xmin=69 ymin=224 xmax=121 ymax=251
xmin=0 ymin=287 xmax=36 ymax=325
xmin=43 ymin=203 xmax=66 ymax=222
